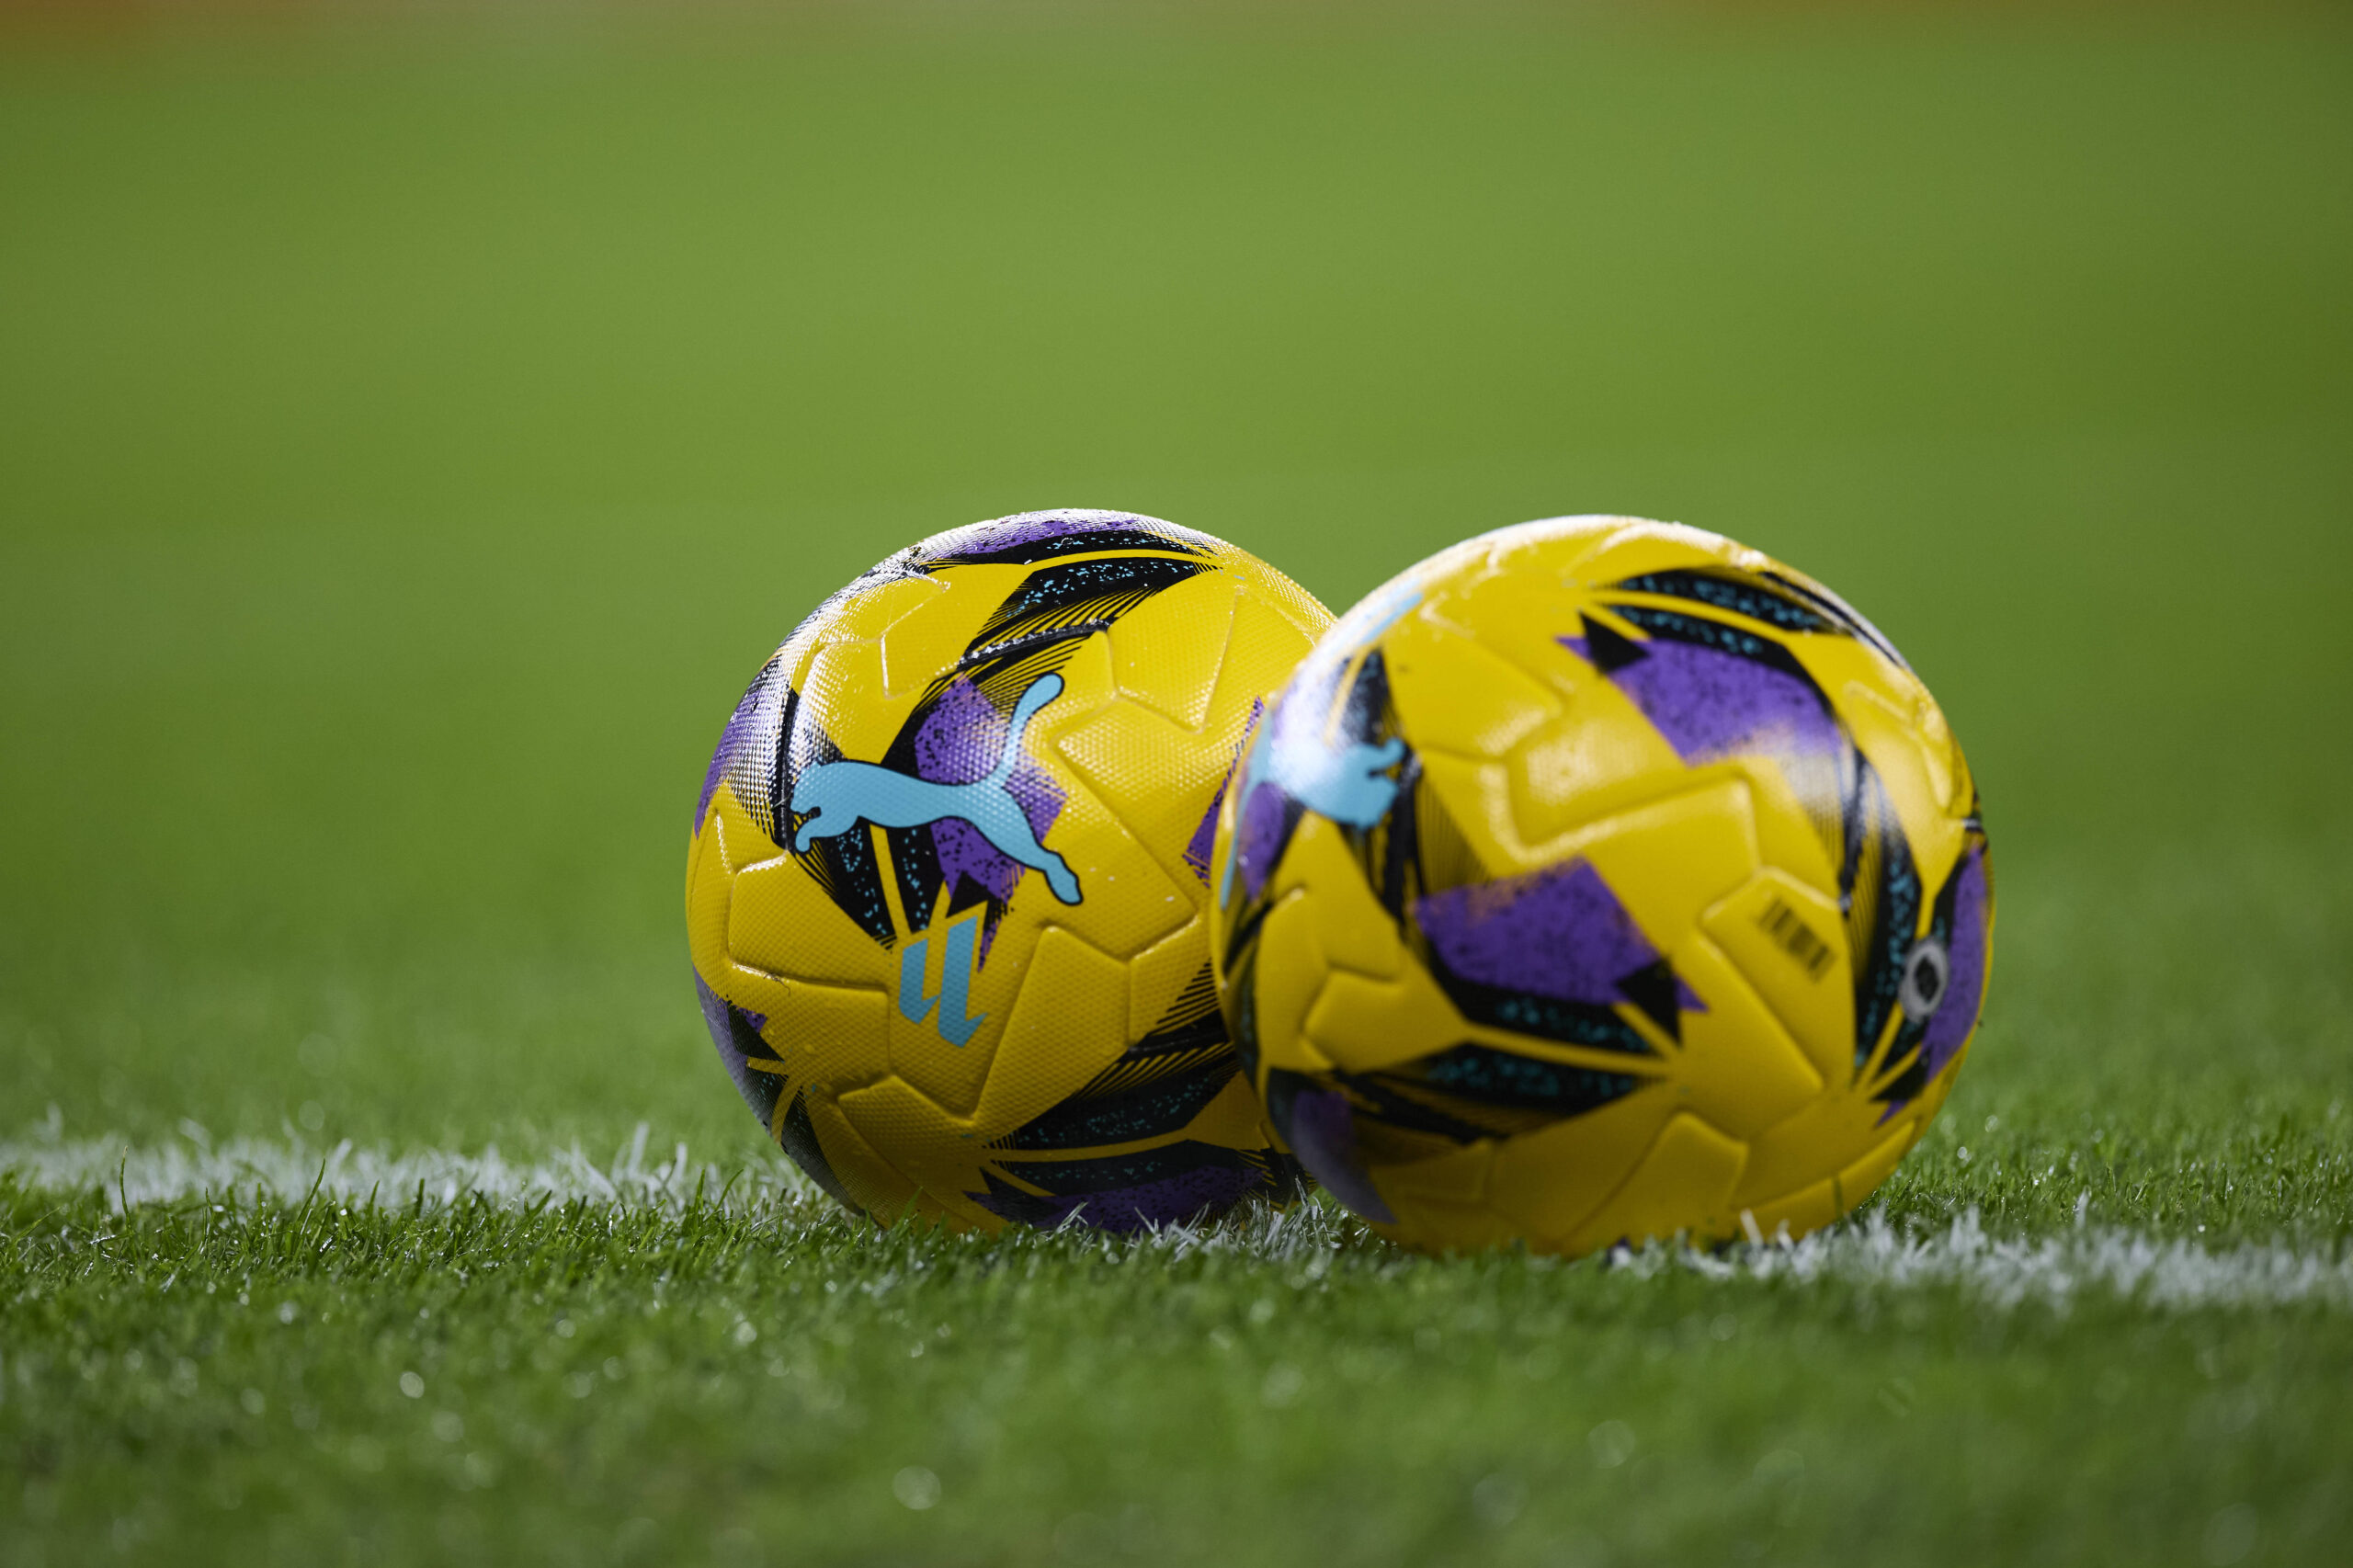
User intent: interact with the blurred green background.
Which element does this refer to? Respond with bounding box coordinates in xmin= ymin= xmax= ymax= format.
xmin=2 ymin=1 xmax=2347 ymax=1162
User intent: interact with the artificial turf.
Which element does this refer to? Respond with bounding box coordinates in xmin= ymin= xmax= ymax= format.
xmin=2 ymin=5 xmax=2349 ymax=1564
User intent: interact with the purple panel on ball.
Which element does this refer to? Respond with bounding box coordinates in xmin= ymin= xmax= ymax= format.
xmin=912 ymin=677 xmax=1009 ymax=784
xmin=1920 ymin=847 xmax=1989 ymax=1081
xmin=1287 ymin=1089 xmax=1395 ymax=1224
xmin=1184 ymin=700 xmax=1260 ymax=885
xmin=1563 ymin=635 xmax=1838 ymax=766
xmin=911 ymin=677 xmax=1069 ymax=922
xmin=1415 ymin=859 xmax=1661 ymax=1009
xmin=1004 ymin=763 xmax=1066 ymax=847
xmin=694 ymin=971 xmax=780 ymax=1125
xmin=1182 ymin=795 xmax=1220 ymax=885
xmin=1233 ymin=780 xmax=1293 ymax=902
xmin=693 ymin=970 xmax=733 ymax=1052
xmin=923 ymin=508 xmax=1192 ymax=562
xmin=695 ymin=683 xmax=764 ymax=828
xmin=962 ymin=510 xmax=1133 ymax=551
xmin=929 ymin=819 xmax=1016 ymax=907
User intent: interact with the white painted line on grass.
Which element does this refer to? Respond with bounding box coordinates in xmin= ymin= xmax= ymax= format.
xmin=1636 ymin=1209 xmax=2353 ymax=1314
xmin=0 ymin=1123 xmax=789 ymax=1213
xmin=5 ymin=1128 xmax=2347 ymax=1313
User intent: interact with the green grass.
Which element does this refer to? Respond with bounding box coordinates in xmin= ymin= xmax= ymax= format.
xmin=2 ymin=5 xmax=2351 ymax=1563
xmin=6 ymin=1183 xmax=2352 ymax=1567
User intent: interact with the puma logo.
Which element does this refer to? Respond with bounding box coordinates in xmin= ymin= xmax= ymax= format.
xmin=791 ymin=672 xmax=1083 ymax=905
xmin=1256 ymin=578 xmax=1420 ymax=827
xmin=1278 ymin=735 xmax=1409 ymax=829
xmin=1215 ymin=580 xmax=1419 ymax=910
xmin=1218 ymin=730 xmax=1408 ymax=907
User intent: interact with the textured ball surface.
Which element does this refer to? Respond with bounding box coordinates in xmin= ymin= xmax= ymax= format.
xmin=1210 ymin=517 xmax=1991 ymax=1255
xmin=688 ymin=510 xmax=1331 ymax=1232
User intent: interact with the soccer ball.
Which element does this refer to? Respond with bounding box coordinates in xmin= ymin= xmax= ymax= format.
xmin=1210 ymin=516 xmax=1991 ymax=1255
xmin=687 ymin=509 xmax=1332 ymax=1232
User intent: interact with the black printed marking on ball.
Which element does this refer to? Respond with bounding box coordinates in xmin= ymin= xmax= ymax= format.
xmin=993 ymin=1055 xmax=1240 ymax=1153
xmin=1414 ymin=1043 xmax=1643 ymax=1119
xmin=925 ymin=527 xmax=1211 ymax=567
xmin=1607 ymin=569 xmax=1842 ymax=635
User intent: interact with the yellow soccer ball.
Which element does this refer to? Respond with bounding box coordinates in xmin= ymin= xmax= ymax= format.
xmin=1210 ymin=517 xmax=1991 ymax=1255
xmin=688 ymin=509 xmax=1332 ymax=1231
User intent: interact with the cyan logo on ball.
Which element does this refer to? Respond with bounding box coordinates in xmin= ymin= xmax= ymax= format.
xmin=791 ymin=671 xmax=1081 ymax=1050
xmin=1262 ymin=579 xmax=1419 ymax=830
xmin=898 ymin=918 xmax=988 ymax=1047
xmin=1217 ymin=585 xmax=1420 ymax=906
xmin=790 ymin=672 xmax=1083 ymax=906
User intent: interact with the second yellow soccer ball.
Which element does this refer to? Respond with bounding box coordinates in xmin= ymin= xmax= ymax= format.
xmin=1210 ymin=516 xmax=1992 ymax=1255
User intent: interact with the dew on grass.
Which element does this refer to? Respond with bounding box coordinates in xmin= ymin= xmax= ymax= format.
xmin=1260 ymin=1364 xmax=1304 ymax=1408
xmin=1588 ymin=1420 xmax=1635 ymax=1468
xmin=1472 ymin=1472 xmax=1525 ymax=1528
xmin=2203 ymin=1504 xmax=2258 ymax=1565
xmin=892 ymin=1466 xmax=940 ymax=1511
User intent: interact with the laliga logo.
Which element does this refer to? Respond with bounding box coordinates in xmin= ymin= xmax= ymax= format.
xmin=790 ymin=672 xmax=1082 ymax=1048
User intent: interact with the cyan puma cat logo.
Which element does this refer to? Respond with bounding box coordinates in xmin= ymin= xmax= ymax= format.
xmin=1218 ymin=733 xmax=1408 ymax=906
xmin=791 ymin=672 xmax=1083 ymax=905
xmin=1263 ymin=577 xmax=1419 ymax=828
xmin=1216 ymin=584 xmax=1423 ymax=908
xmin=1283 ymin=734 xmax=1409 ymax=827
